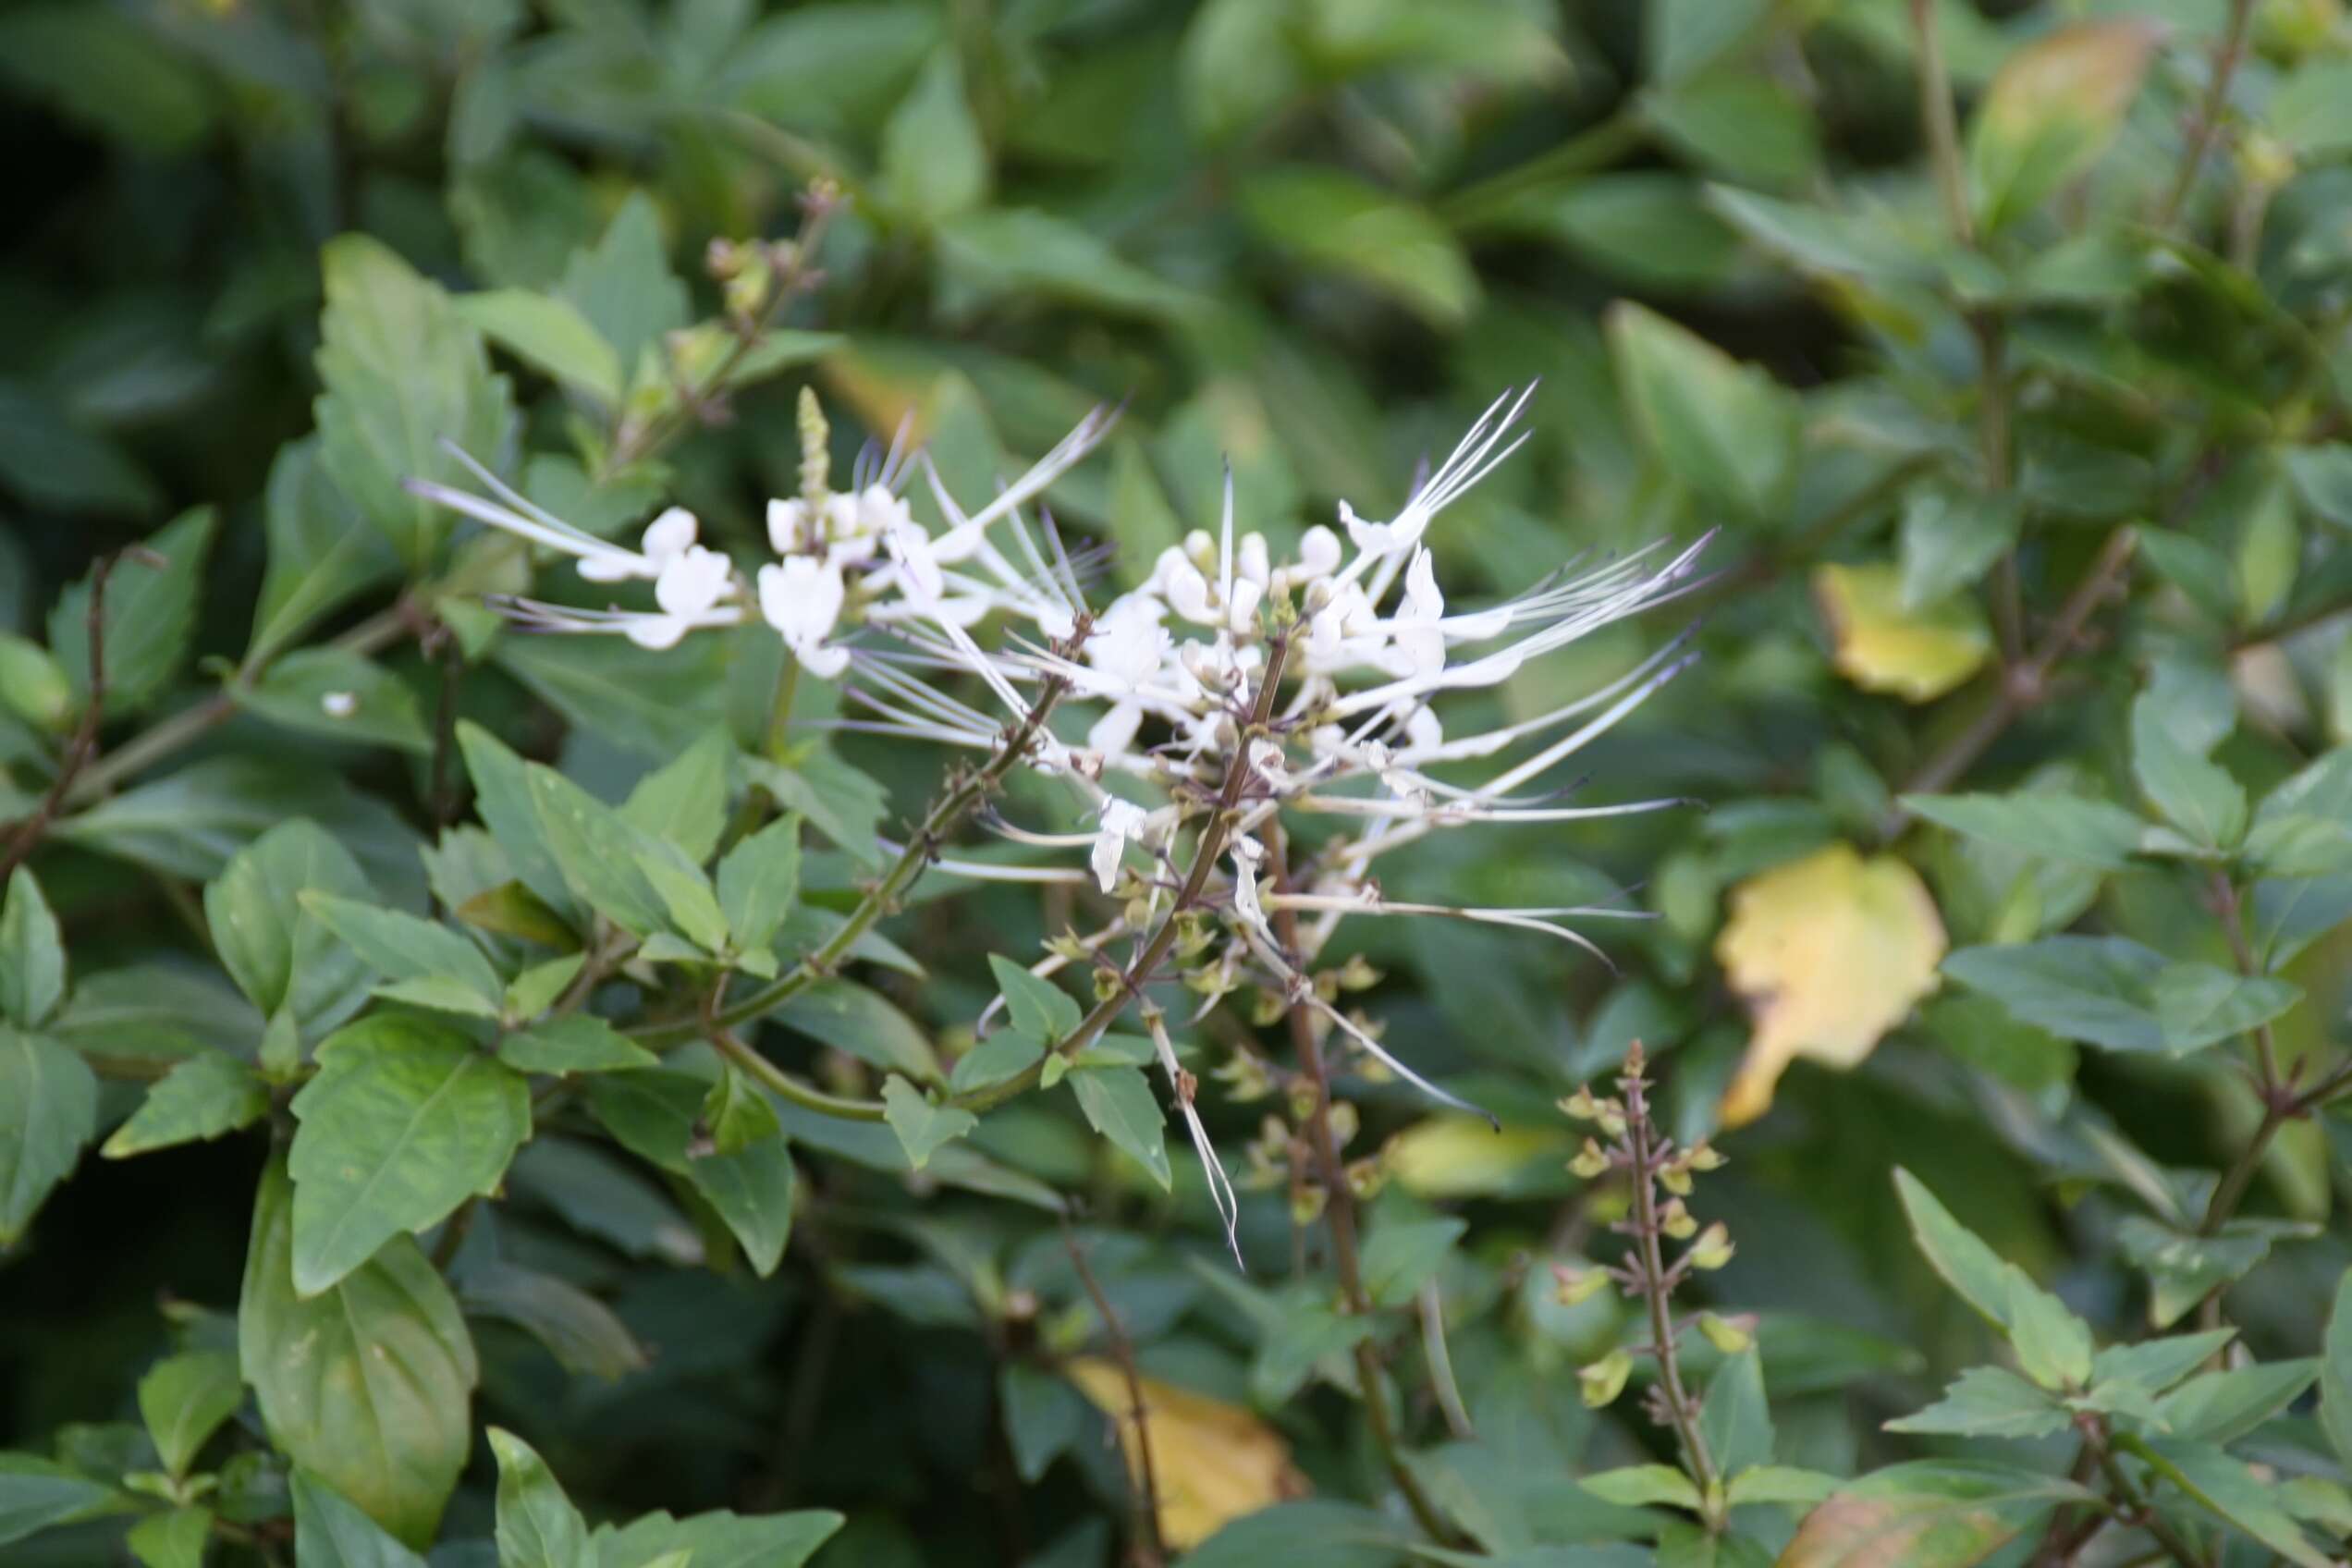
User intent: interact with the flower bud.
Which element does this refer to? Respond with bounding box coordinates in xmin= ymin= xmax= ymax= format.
xmin=1659 ymin=1199 xmax=1697 ymax=1240
xmin=1579 ymin=1347 xmax=1633 ymax=1408
xmin=1686 ymin=1222 xmax=1734 ymax=1271
xmin=1248 ymin=986 xmax=1287 ymax=1026
xmin=1290 ymin=1183 xmax=1327 ymax=1227
xmin=1327 ymin=1100 xmax=1360 ymax=1149
xmin=1336 ymin=954 xmax=1381 ymax=991
xmin=796 ymin=386 xmax=830 ymax=506
xmin=1658 ymin=1161 xmax=1694 ymax=1196
xmin=1568 ymin=1139 xmax=1611 ymax=1180
xmin=1560 ymin=1085 xmax=1604 ymax=1121
xmin=1697 ymin=1312 xmax=1753 ymax=1354
xmin=1553 ymin=1264 xmax=1610 ymax=1306
xmin=1344 ymin=1157 xmax=1385 ymax=1200
xmin=1684 ymin=1142 xmax=1726 ymax=1172
xmin=1214 ymin=1052 xmax=1272 ymax=1102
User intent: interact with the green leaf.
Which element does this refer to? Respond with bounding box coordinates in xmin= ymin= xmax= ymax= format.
xmin=301 ymin=893 xmax=505 ymax=1018
xmin=1581 ymin=1464 xmax=1704 ymax=1511
xmin=0 ymin=631 xmax=70 ymax=729
xmin=455 ymin=1259 xmax=649 ymax=1380
xmin=1698 ymin=1346 xmax=1773 ymax=1475
xmin=287 ymin=1014 xmax=532 ymax=1294
xmin=1647 ymin=0 xmax=1770 ymax=83
xmin=880 ymin=46 xmax=988 ymax=226
xmin=1641 ymin=72 xmax=1819 ymax=190
xmin=584 ymin=1071 xmax=796 ymax=1275
xmin=935 ymin=208 xmax=1194 ymax=323
xmin=948 ymin=1031 xmax=1046 ymax=1096
xmin=1238 ymin=166 xmax=1479 ymax=328
xmin=1903 ymin=791 xmax=2144 ymax=871
xmin=240 ymin=1158 xmax=477 ymax=1549
xmin=0 ymin=1452 xmax=129 ymax=1547
xmin=881 ymin=1074 xmax=977 ymax=1170
xmin=313 ymin=235 xmax=512 ymax=570
xmin=620 ymin=728 xmax=734 ymax=864
xmin=1780 ymin=1461 xmax=2092 ymax=1568
xmin=989 ymin=954 xmax=1083 ymax=1041
xmin=717 ymin=815 xmax=801 ymax=957
xmin=1069 ymin=1065 xmax=1170 ymax=1189
xmin=2157 ymin=1359 xmax=2320 ymax=1444
xmin=2138 ymin=1439 xmax=2332 ymax=1568
xmin=247 ymin=438 xmax=398 ymax=669
xmin=2285 ymin=444 xmax=2352 ymax=529
xmin=2003 ymin=1270 xmax=2093 ymax=1390
xmin=2326 ymin=1269 xmax=2352 ymax=1470
xmin=138 ymin=1350 xmax=242 ymax=1477
xmin=455 ymin=289 xmax=623 ymax=404
xmin=631 ymin=837 xmax=730 ymax=954
xmin=2089 ymin=1329 xmax=2236 ymax=1396
xmin=1943 ymin=937 xmax=2296 ymax=1055
xmin=558 ymin=192 xmax=691 ymax=383
xmin=2130 ymin=692 xmax=2246 ymax=850
xmin=703 ymin=1061 xmax=780 ymax=1157
xmin=1892 ymin=1169 xmax=2015 ymax=1331
xmin=291 ymin=1469 xmax=430 ymax=1568
xmin=2118 ymin=1217 xmax=2314 ymax=1328
xmin=103 ymin=1050 xmax=270 ymax=1158
xmin=127 ymin=1505 xmax=211 ymax=1568
xmin=1897 ymin=489 xmax=2020 ymax=610
xmin=502 ymin=953 xmax=583 ymax=1021
xmin=1965 ymin=19 xmax=2161 ymax=233
xmin=238 ymin=649 xmax=432 ymax=753
xmin=454 ymin=722 xmax=581 ymax=922
xmin=489 ymin=1427 xmax=590 ymax=1568
xmin=1358 ymin=1217 xmax=1465 ymax=1309
xmin=1000 ymin=1362 xmax=1087 ymax=1483
xmin=48 ymin=507 xmax=214 ymax=717
xmin=496 ymin=1016 xmax=656 ymax=1076
xmin=1726 ymin=1466 xmax=1839 ymax=1508
xmin=1608 ymin=300 xmax=1799 ymax=519
xmin=203 ymin=819 xmax=375 ymax=1044
xmin=522 ymin=763 xmax=673 ymax=935
xmin=2271 ymin=59 xmax=2352 ymax=158
xmin=0 ymin=867 xmax=65 ymax=1027
xmin=1705 ymin=187 xmax=1938 ymax=288
xmin=1886 ymin=1366 xmax=2067 ymax=1439
xmin=590 ymin=1506 xmax=845 ymax=1568
xmin=770 ymin=979 xmax=941 ymax=1081
xmin=0 ymin=1026 xmax=97 ymax=1243
xmin=741 ymin=749 xmax=888 ymax=866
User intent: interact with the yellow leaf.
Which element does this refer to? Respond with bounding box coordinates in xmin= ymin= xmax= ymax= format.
xmin=1966 ymin=18 xmax=2163 ymax=232
xmin=1816 ymin=561 xmax=1991 ymax=703
xmin=1064 ymin=1358 xmax=1306 ymax=1550
xmin=1715 ymin=844 xmax=1945 ymax=1127
xmin=1387 ymin=1116 xmax=1570 ymax=1198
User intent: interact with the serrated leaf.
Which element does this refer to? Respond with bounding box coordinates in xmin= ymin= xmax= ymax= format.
xmin=497 ymin=1015 xmax=656 ymax=1076
xmin=247 ymin=438 xmax=398 ymax=669
xmin=455 ymin=289 xmax=623 ymax=403
xmin=2089 ymin=1329 xmax=2236 ymax=1397
xmin=1943 ymin=937 xmax=2294 ymax=1055
xmin=1898 ymin=489 xmax=2020 ymax=609
xmin=948 ymin=1030 xmax=1046 ymax=1096
xmin=302 ymin=893 xmax=505 ymax=1018
xmin=0 ymin=867 xmax=65 ymax=1027
xmin=1780 ymin=1461 xmax=2091 ymax=1568
xmin=1902 ymin=792 xmax=2144 ymax=871
xmin=313 ymin=235 xmax=511 ymax=569
xmin=1893 ymin=1169 xmax=2016 ymax=1330
xmin=1698 ymin=1346 xmax=1773 ymax=1475
xmin=287 ymin=1014 xmax=531 ymax=1294
xmin=521 ymin=762 xmax=673 ymax=935
xmin=771 ymin=979 xmax=940 ymax=1080
xmin=103 ymin=1050 xmax=270 ymax=1158
xmin=2140 ymin=1439 xmax=2332 ymax=1567
xmin=0 ymin=1026 xmax=97 ymax=1243
xmin=203 ymin=820 xmax=375 ymax=1041
xmin=240 ymin=1158 xmax=477 ymax=1549
xmin=1069 ymin=1065 xmax=1170 ymax=1189
xmin=717 ymin=815 xmax=801 ymax=958
xmin=584 ymin=1070 xmax=795 ymax=1275
xmin=1358 ymin=1217 xmax=1465 ymax=1309
xmin=1580 ymin=1464 xmax=1703 ymax=1510
xmin=1611 ymin=300 xmax=1799 ymax=520
xmin=989 ymin=953 xmax=1083 ymax=1041
xmin=2130 ymin=692 xmax=2246 ymax=850
xmin=619 ymin=728 xmax=733 ymax=864
xmin=589 ymin=1505 xmax=844 ymax=1568
xmin=2157 ymin=1359 xmax=2319 ymax=1444
xmin=881 ymin=1074 xmax=977 ymax=1170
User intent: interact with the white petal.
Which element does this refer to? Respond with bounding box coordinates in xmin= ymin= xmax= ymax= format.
xmin=1297 ymin=524 xmax=1341 ymax=576
xmin=1087 ymin=700 xmax=1145 ymax=757
xmin=625 ymin=614 xmax=691 ymax=650
xmin=642 ymin=506 xmax=698 ymax=562
xmin=767 ymin=497 xmax=811 ymax=555
xmin=655 ymin=545 xmax=732 ymax=618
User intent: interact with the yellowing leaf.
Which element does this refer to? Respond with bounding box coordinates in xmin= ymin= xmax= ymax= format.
xmin=1064 ymin=1358 xmax=1305 ymax=1549
xmin=1716 ymin=844 xmax=1946 ymax=1126
xmin=1386 ymin=1116 xmax=1571 ymax=1198
xmin=1966 ymin=19 xmax=2162 ymax=232
xmin=1816 ymin=562 xmax=1992 ymax=703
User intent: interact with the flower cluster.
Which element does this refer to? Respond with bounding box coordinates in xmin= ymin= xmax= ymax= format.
xmin=417 ymin=386 xmax=1707 ymax=1243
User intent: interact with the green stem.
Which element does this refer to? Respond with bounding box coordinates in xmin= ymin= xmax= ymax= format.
xmin=709 ymin=1029 xmax=888 ymax=1121
xmin=2154 ymin=0 xmax=2257 ymax=231
xmin=1910 ymin=0 xmax=1973 ymax=245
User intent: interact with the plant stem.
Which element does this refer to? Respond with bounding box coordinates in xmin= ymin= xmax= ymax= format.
xmin=1417 ymin=1280 xmax=1476 ymax=1441
xmin=1263 ymin=815 xmax=1458 ymax=1545
xmin=1063 ymin=1217 xmax=1166 ymax=1566
xmin=1910 ymin=0 xmax=1972 ymax=246
xmin=1888 ymin=526 xmax=2138 ymax=830
xmin=708 ymin=1028 xmax=888 ymax=1121
xmin=1620 ymin=1056 xmax=1719 ymax=1510
xmin=1 ymin=553 xmax=119 ymax=879
xmin=2154 ymin=0 xmax=2257 ymax=231
xmin=2197 ymin=869 xmax=2291 ymax=1240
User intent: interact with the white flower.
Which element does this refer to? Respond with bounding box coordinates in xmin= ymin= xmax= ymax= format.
xmin=582 ymin=505 xmax=699 ymax=582
xmin=766 ymin=497 xmax=815 ymax=555
xmin=1091 ymin=797 xmax=1151 ymax=892
xmin=758 ymin=557 xmax=851 ymax=676
xmin=1390 ymin=548 xmax=1447 ymax=677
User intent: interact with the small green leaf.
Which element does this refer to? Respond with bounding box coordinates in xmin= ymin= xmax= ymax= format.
xmin=717 ymin=815 xmax=801 ymax=957
xmin=880 ymin=46 xmax=988 ymax=227
xmin=2271 ymin=59 xmax=2352 ymax=158
xmin=1068 ymin=1065 xmax=1170 ymax=1189
xmin=103 ymin=1050 xmax=270 ymax=1158
xmin=1893 ymin=1169 xmax=2015 ymax=1331
xmin=1238 ymin=166 xmax=1479 ymax=328
xmin=202 ymin=820 xmax=375 ymax=1038
xmin=126 ymin=1505 xmax=211 ymax=1568
xmin=522 ymin=763 xmax=673 ymax=935
xmin=2003 ymin=1269 xmax=2093 ymax=1390
xmin=238 ymin=649 xmax=432 ymax=753
xmin=0 ymin=1026 xmax=98 ymax=1243
xmin=1943 ymin=938 xmax=2294 ymax=1056
xmin=246 ymin=438 xmax=398 ymax=669
xmin=454 ymin=289 xmax=623 ymax=403
xmin=288 ymin=1014 xmax=532 ymax=1294
xmin=290 ymin=1468 xmax=430 ymax=1568
xmin=2285 ymin=444 xmax=2352 ymax=530
xmin=488 ymin=1427 xmax=590 ymax=1568
xmin=882 ymin=1074 xmax=977 ymax=1170
xmin=1357 ymin=1217 xmax=1465 ymax=1309
xmin=2118 ymin=1216 xmax=2314 ymax=1328
xmin=301 ymin=893 xmax=505 ymax=1018
xmin=501 ymin=953 xmax=583 ymax=1021
xmin=240 ymin=1158 xmax=477 ymax=1549
xmin=137 ymin=1350 xmax=242 ymax=1477
xmin=2139 ymin=1439 xmax=2332 ymax=1568
xmin=1725 ymin=1466 xmax=1838 ymax=1508
xmin=1886 ymin=1366 xmax=2067 ymax=1439
xmin=0 ymin=1452 xmax=129 ymax=1547
xmin=989 ymin=954 xmax=1083 ymax=1041
xmin=587 ymin=1507 xmax=844 ymax=1568
xmin=496 ymin=1015 xmax=656 ymax=1076
xmin=771 ymin=979 xmax=941 ymax=1081
xmin=1897 ymin=489 xmax=2020 ymax=610
xmin=948 ymin=1031 xmax=1046 ymax=1096
xmin=2326 ymin=1270 xmax=2352 ymax=1470
xmin=619 ymin=728 xmax=733 ymax=864
xmin=1903 ymin=791 xmax=2145 ymax=872
xmin=1609 ymin=300 xmax=1799 ymax=520
xmin=585 ymin=1071 xmax=795 ymax=1275
xmin=2130 ymin=692 xmax=2246 ymax=850
xmin=48 ymin=507 xmax=215 ymax=716
xmin=454 ymin=723 xmax=582 ymax=925
xmin=1698 ymin=1346 xmax=1773 ymax=1475
xmin=2089 ymin=1329 xmax=2236 ymax=1396
xmin=2157 ymin=1359 xmax=2320 ymax=1444
xmin=703 ymin=1061 xmax=780 ymax=1157
xmin=0 ymin=867 xmax=66 ymax=1027
xmin=1581 ymin=1464 xmax=1704 ymax=1511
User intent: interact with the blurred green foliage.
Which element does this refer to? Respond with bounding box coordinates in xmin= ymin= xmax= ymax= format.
xmin=5 ymin=1 xmax=2352 ymax=1565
